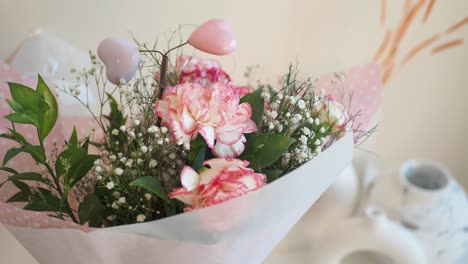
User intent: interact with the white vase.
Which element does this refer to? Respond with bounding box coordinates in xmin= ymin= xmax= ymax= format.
xmin=368 ymin=160 xmax=468 ymax=264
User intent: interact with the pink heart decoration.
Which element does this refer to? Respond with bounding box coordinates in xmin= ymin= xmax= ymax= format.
xmin=97 ymin=38 xmax=140 ymax=85
xmin=189 ymin=19 xmax=237 ymax=56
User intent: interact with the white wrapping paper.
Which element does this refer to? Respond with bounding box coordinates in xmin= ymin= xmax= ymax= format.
xmin=3 ymin=134 xmax=353 ymax=264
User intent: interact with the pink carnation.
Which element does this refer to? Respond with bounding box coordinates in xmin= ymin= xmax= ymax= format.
xmin=176 ymin=55 xmax=251 ymax=97
xmin=169 ymin=159 xmax=266 ymax=209
xmin=155 ymin=82 xmax=257 ymax=158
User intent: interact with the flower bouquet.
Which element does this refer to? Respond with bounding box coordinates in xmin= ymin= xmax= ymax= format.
xmin=0 ymin=19 xmax=382 ymax=263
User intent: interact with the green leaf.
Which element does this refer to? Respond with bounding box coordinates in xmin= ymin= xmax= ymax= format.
xmin=78 ymin=194 xmax=106 ymax=224
xmin=188 ymin=135 xmax=206 ymax=171
xmin=0 ymin=167 xmax=18 ymax=174
xmin=240 ymin=86 xmax=264 ymax=126
xmin=2 ymin=147 xmax=24 ymax=166
xmin=8 ymin=172 xmax=47 ymax=184
xmin=24 ymin=188 xmax=62 ymax=212
xmin=6 ymin=99 xmax=24 ymax=112
xmin=7 ymin=181 xmax=31 ymax=203
xmin=68 ymin=154 xmax=100 ymax=186
xmin=106 ymin=93 xmax=125 ymax=129
xmin=36 ymin=75 xmax=58 ymax=141
xmin=23 ymin=145 xmax=46 ymax=164
xmin=265 ymin=170 xmax=283 ymax=183
xmin=55 ymin=147 xmax=86 ymax=177
xmin=69 ymin=127 xmax=78 ymax=147
xmin=7 ymin=190 xmax=31 ymax=203
xmin=129 ymin=176 xmax=169 ymax=201
xmin=239 ymin=134 xmax=296 ymax=170
xmin=0 ymin=129 xmax=29 ymax=146
xmin=5 ymin=112 xmax=39 ymax=127
xmin=8 ymin=82 xmax=43 ymax=113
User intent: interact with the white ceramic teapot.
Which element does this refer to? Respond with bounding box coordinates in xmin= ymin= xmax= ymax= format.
xmin=367 ymin=160 xmax=468 ymax=263
xmin=270 ymin=160 xmax=468 ymax=264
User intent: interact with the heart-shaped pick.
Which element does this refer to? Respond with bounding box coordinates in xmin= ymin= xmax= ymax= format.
xmin=97 ymin=37 xmax=140 ymax=85
xmin=189 ymin=19 xmax=237 ymax=56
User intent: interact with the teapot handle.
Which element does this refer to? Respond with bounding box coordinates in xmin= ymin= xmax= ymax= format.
xmin=309 ymin=207 xmax=427 ymax=264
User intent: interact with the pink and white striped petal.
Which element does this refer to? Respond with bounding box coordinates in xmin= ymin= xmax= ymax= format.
xmin=212 ymin=136 xmax=246 ymax=158
xmin=180 ymin=166 xmax=200 ymax=191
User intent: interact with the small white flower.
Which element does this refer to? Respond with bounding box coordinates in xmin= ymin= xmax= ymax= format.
xmin=298 ymin=99 xmax=306 ymax=109
xmin=114 ymin=168 xmax=124 ymax=176
xmin=118 ymin=104 xmax=124 ymax=112
xmin=137 ymin=158 xmax=143 ymax=165
xmin=269 ymin=122 xmax=275 ymax=130
xmin=169 ymin=153 xmax=176 ymax=160
xmin=68 ymin=85 xmax=76 ymax=92
xmin=145 ymin=193 xmax=152 ymax=200
xmin=161 ymin=127 xmax=168 ymax=133
xmin=118 ymin=197 xmax=126 ymax=204
xmin=319 ymin=127 xmax=326 ymax=133
xmin=315 ymin=146 xmax=322 ymax=154
xmin=314 ymin=139 xmax=321 ymax=146
xmin=109 ymin=155 xmax=117 ymax=161
xmin=112 ymin=191 xmax=120 ymax=198
xmin=128 ymin=131 xmax=136 ymax=138
xmin=314 ymin=118 xmax=320 ymax=125
xmin=119 ymin=79 xmax=126 ymax=85
xmin=157 ymin=139 xmax=164 ymax=145
xmin=93 ymin=159 xmax=101 ymax=165
xmin=302 ymin=127 xmax=311 ymax=136
xmin=300 ymin=135 xmax=308 ymax=144
xmin=119 ymin=126 xmax=126 ymax=133
xmin=140 ymin=146 xmax=148 ymax=154
xmin=136 ymin=214 xmax=146 ymax=222
xmin=97 ymin=175 xmax=102 ymax=180
xmin=118 ymin=153 xmax=123 ymax=158
xmin=277 ymin=124 xmax=284 ymax=132
xmin=111 ymin=202 xmax=119 ymax=209
xmin=321 ymin=137 xmax=327 ymax=144
xmin=74 ymin=89 xmax=81 ymax=95
xmin=269 ymin=111 xmax=278 ymax=119
xmin=106 ymin=181 xmax=115 ymax=190
xmin=106 ymin=215 xmax=117 ymax=221
xmin=277 ymin=93 xmax=284 ymax=100
xmin=147 ymin=125 xmax=159 ymax=133
xmin=94 ymin=166 xmax=102 ymax=173
xmin=308 ymin=117 xmax=314 ymax=124
xmin=285 ymin=112 xmax=291 ymax=118
xmin=119 ymin=157 xmax=127 ymax=163
xmin=133 ymin=120 xmax=141 ymax=126
xmin=125 ymin=159 xmax=134 ymax=168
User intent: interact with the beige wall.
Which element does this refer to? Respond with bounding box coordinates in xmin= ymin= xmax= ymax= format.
xmin=0 ymin=0 xmax=467 ymax=186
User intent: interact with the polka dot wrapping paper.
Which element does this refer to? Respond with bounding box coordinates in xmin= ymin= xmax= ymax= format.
xmin=0 ymin=61 xmax=95 ymax=231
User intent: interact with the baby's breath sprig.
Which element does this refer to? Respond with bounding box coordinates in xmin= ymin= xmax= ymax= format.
xmin=254 ymin=65 xmax=350 ymax=177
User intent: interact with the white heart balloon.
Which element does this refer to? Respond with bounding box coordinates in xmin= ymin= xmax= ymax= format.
xmin=97 ymin=37 xmax=140 ymax=85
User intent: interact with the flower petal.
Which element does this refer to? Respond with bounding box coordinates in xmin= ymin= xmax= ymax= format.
xmin=180 ymin=166 xmax=200 ymax=191
xmin=168 ymin=188 xmax=196 ymax=205
xmin=212 ymin=136 xmax=246 ymax=158
xmin=199 ymin=126 xmax=216 ymax=148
